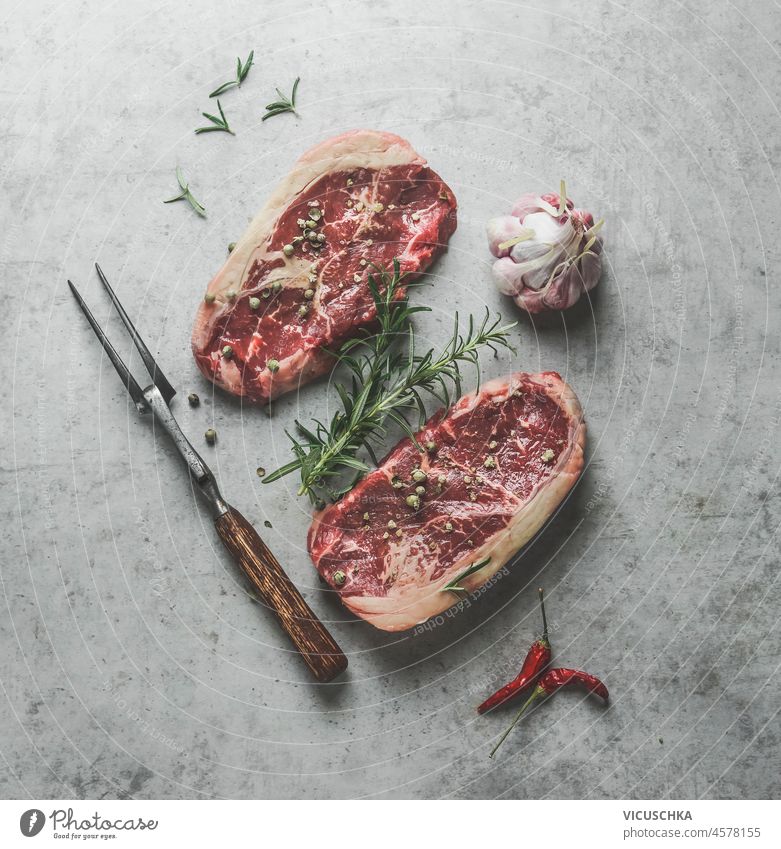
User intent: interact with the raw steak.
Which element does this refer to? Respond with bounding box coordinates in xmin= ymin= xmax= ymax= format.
xmin=308 ymin=372 xmax=585 ymax=632
xmin=192 ymin=130 xmax=457 ymax=403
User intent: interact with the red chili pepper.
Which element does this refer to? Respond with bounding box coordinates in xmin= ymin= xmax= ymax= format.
xmin=490 ymin=667 xmax=609 ymax=758
xmin=477 ymin=587 xmax=551 ymax=714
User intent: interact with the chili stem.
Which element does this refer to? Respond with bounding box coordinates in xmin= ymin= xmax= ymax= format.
xmin=539 ymin=586 xmax=548 ymax=641
xmin=489 ymin=685 xmax=543 ymax=758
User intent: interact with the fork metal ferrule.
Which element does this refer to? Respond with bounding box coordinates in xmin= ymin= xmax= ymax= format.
xmin=142 ymin=385 xmax=229 ymax=517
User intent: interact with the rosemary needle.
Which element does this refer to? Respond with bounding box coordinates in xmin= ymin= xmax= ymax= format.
xmin=262 ymin=77 xmax=300 ymax=121
xmin=209 ymin=50 xmax=254 ymax=98
xmin=442 ymin=558 xmax=492 ymax=593
xmin=163 ymin=166 xmax=206 ymax=217
xmin=194 ymin=99 xmax=235 ymax=135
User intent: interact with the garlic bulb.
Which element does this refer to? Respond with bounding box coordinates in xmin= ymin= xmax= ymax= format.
xmin=487 ymin=184 xmax=604 ymax=313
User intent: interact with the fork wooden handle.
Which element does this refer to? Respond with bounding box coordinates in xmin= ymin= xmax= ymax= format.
xmin=215 ymin=506 xmax=348 ymax=682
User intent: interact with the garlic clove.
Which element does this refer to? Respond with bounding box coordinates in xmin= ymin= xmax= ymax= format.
xmin=492 ymin=256 xmax=527 ymax=296
xmin=510 ymin=193 xmax=547 ymax=220
xmin=486 ymin=215 xmax=529 ymax=258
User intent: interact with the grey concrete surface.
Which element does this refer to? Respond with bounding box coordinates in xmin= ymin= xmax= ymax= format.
xmin=1 ymin=0 xmax=780 ymax=800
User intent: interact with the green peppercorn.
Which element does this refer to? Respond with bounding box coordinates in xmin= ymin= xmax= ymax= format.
xmin=204 ymin=428 xmax=217 ymax=445
xmin=228 ymin=242 xmax=236 ymax=253
xmin=256 ymin=467 xmax=266 ymax=477
xmin=406 ymin=494 xmax=420 ymax=509
xmin=248 ymin=296 xmax=261 ymax=310
xmin=188 ymin=393 xmax=200 ymax=407
xmin=282 ymin=244 xmax=295 ymax=257
xmin=333 ymin=570 xmax=346 ymax=586
xmin=411 ymin=469 xmax=427 ymax=483
xmin=226 ymin=290 xmax=237 ymax=301
xmin=541 ymin=449 xmax=555 ymax=463
xmin=262 ymin=289 xmax=271 ymax=298
xmin=267 ymin=359 xmax=280 ymax=373
xmin=484 ymin=457 xmax=496 ymax=469
xmin=204 ymin=292 xmax=216 ymax=304
xmin=272 ymin=281 xmax=282 ymax=293
xmin=298 ymin=305 xmax=308 ymax=317
xmin=425 ymin=441 xmax=436 ymax=452
xmin=222 ymin=345 xmax=233 ymax=359
xmin=415 ymin=485 xmax=425 ymax=495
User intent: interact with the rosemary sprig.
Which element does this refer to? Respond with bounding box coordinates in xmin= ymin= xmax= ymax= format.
xmin=262 ymin=77 xmax=300 ymax=121
xmin=163 ymin=166 xmax=206 ymax=217
xmin=441 ymin=558 xmax=492 ymax=594
xmin=209 ymin=50 xmax=254 ymax=98
xmin=263 ymin=260 xmax=516 ymax=502
xmin=194 ymin=99 xmax=235 ymax=135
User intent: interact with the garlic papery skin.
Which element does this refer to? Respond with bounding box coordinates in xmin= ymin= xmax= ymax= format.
xmin=486 ymin=215 xmax=529 ymax=258
xmin=486 ymin=186 xmax=603 ymax=313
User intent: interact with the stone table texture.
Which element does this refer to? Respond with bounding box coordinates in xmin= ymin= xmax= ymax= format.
xmin=1 ymin=0 xmax=779 ymax=800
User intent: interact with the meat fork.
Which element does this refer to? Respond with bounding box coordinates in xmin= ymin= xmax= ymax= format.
xmin=68 ymin=264 xmax=347 ymax=683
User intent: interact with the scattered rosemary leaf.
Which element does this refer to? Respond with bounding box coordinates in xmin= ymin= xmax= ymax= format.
xmin=262 ymin=77 xmax=300 ymax=121
xmin=441 ymin=558 xmax=492 ymax=593
xmin=164 ymin=166 xmax=206 ymax=217
xmin=210 ymin=50 xmax=254 ymax=98
xmin=195 ymin=100 xmax=235 ymax=135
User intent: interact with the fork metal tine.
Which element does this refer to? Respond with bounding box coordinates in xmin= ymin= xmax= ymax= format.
xmin=67 ymin=280 xmax=148 ymax=411
xmin=94 ymin=263 xmax=176 ymax=404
